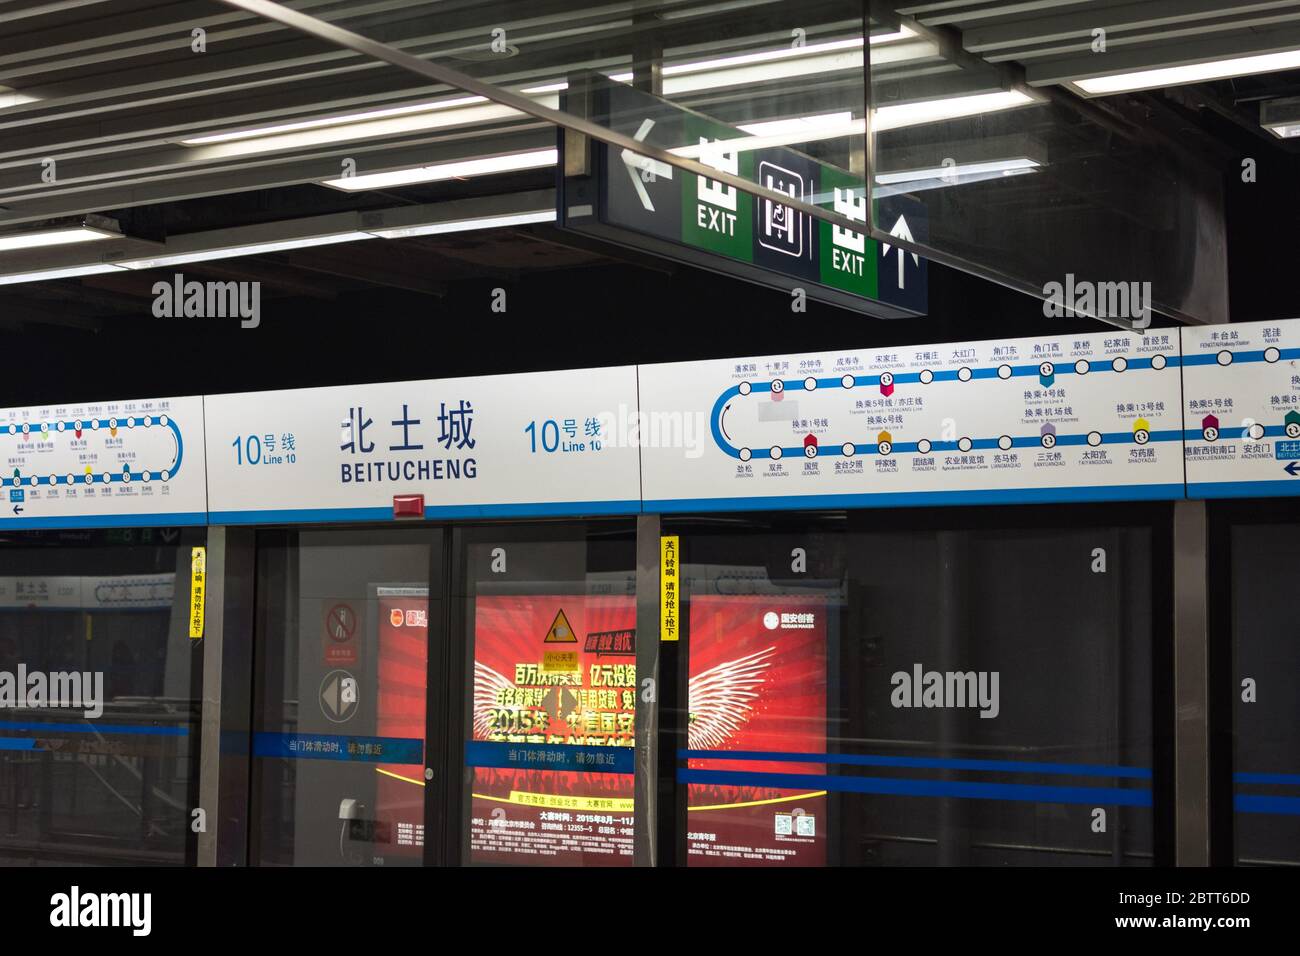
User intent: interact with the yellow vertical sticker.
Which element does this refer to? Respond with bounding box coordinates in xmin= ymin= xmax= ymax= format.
xmin=660 ymin=535 xmax=679 ymax=642
xmin=189 ymin=546 xmax=206 ymax=639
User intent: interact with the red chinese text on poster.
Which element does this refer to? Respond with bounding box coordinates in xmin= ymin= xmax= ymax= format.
xmin=469 ymin=594 xmax=636 ymax=866
xmin=687 ymin=594 xmax=828 ymax=866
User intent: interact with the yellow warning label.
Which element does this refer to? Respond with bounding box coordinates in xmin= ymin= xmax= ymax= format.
xmin=543 ymin=608 xmax=577 ymax=643
xmin=542 ymin=650 xmax=580 ymax=674
xmin=189 ymin=546 xmax=206 ymax=639
xmin=661 ymin=535 xmax=679 ymax=642
xmin=507 ymin=791 xmax=634 ymax=812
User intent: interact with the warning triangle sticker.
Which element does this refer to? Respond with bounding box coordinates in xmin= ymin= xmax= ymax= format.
xmin=544 ymin=608 xmax=577 ymax=643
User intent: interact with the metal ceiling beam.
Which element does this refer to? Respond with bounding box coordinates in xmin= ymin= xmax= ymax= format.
xmin=1025 ymin=22 xmax=1300 ymax=85
xmin=210 ymin=0 xmax=888 ymax=238
xmin=964 ymin=0 xmax=1300 ymax=54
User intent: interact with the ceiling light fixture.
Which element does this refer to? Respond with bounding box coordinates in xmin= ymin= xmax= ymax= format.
xmin=1072 ymin=49 xmax=1300 ymax=96
xmin=321 ymin=148 xmax=557 ymax=191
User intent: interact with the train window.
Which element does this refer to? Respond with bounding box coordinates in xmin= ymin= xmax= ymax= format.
xmin=671 ymin=508 xmax=1168 ymax=866
xmin=250 ymin=527 xmax=438 ymax=866
xmin=0 ymin=528 xmax=205 ymax=865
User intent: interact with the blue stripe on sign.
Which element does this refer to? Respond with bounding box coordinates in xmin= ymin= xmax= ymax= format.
xmin=645 ymin=483 xmax=1186 ymax=514
xmin=0 ymin=719 xmax=189 ymax=736
xmin=210 ymin=499 xmax=642 ymax=524
xmin=0 ymin=512 xmax=207 ymax=530
xmin=253 ymin=731 xmax=422 ymax=764
xmin=1235 ymin=771 xmax=1300 ymax=785
xmin=0 ymin=738 xmax=35 ymax=750
xmin=1235 ymin=795 xmax=1300 ymax=815
xmin=678 ymin=749 xmax=1152 ymax=779
xmin=679 ymin=768 xmax=1152 ymax=807
xmin=465 ymin=739 xmax=634 ymax=775
xmin=1187 ymin=481 xmax=1300 ymax=500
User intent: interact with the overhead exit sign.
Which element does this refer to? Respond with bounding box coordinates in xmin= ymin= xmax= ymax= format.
xmin=558 ymin=78 xmax=926 ymax=318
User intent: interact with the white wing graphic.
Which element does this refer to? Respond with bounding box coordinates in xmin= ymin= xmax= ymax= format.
xmin=473 ymin=662 xmax=514 ymax=739
xmin=688 ymin=646 xmax=775 ymax=750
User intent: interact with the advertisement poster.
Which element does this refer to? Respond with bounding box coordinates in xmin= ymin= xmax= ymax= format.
xmin=468 ymin=594 xmax=636 ymax=866
xmin=686 ymin=594 xmax=828 ymax=866
xmin=375 ymin=588 xmax=428 ymax=859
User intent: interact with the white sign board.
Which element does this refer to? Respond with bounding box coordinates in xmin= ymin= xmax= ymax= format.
xmin=1182 ymin=319 xmax=1300 ymax=498
xmin=0 ymin=395 xmax=207 ymax=529
xmin=203 ymin=366 xmax=642 ymax=523
xmin=639 ymin=329 xmax=1185 ymax=511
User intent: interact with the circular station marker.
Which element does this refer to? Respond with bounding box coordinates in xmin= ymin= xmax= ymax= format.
xmin=880 ymin=372 xmax=894 ymax=388
xmin=1074 ymin=359 xmax=1090 ymax=375
xmin=159 ymin=415 xmax=169 ymax=426
xmin=1203 ymin=426 xmax=1219 ymax=442
xmin=957 ymin=367 xmax=973 ymax=382
xmin=769 ymin=446 xmax=783 ymax=460
xmin=878 ymin=440 xmax=893 ymax=456
xmin=1112 ymin=357 xmax=1128 ymax=373
xmin=1288 ymin=423 xmax=1300 ymax=439
xmin=1265 ymin=347 xmax=1281 ymax=364
xmin=1151 ymin=354 xmax=1168 ymax=370
xmin=841 ymin=442 xmax=855 ymax=457
xmin=997 ymin=364 xmax=1012 ymax=379
xmin=1134 ymin=428 xmax=1150 ymax=445
xmin=919 ymin=369 xmax=934 ymax=385
xmin=998 ymin=435 xmax=1013 ymax=450
xmin=804 ymin=443 xmax=817 ymax=459
xmin=1087 ymin=431 xmax=1103 ymax=447
xmin=1217 ymin=350 xmax=1233 ymax=366
xmin=160 ymin=470 xmax=170 ymax=481
xmin=738 ymin=381 xmax=752 ymax=396
xmin=1248 ymin=423 xmax=1265 ymax=441
xmin=804 ymin=376 xmax=817 ymax=391
xmin=841 ymin=374 xmax=854 ymax=389
xmin=1039 ymin=362 xmax=1055 ymax=378
xmin=917 ymin=438 xmax=932 ymax=455
xmin=957 ymin=437 xmax=973 ymax=452
xmin=771 ymin=379 xmax=785 ymax=395
xmin=1041 ymin=433 xmax=1057 ymax=449
xmin=739 ymin=447 xmax=752 ymax=462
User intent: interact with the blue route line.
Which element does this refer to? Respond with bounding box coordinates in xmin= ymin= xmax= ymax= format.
xmin=0 ymin=414 xmax=183 ymax=487
xmin=711 ymin=355 xmax=1183 ymax=461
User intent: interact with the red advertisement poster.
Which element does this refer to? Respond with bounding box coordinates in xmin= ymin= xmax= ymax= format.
xmin=375 ymin=588 xmax=428 ymax=859
xmin=468 ymin=593 xmax=636 ymax=866
xmin=686 ymin=594 xmax=828 ymax=866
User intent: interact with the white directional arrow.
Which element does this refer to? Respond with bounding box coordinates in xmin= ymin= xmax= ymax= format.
xmin=880 ymin=213 xmax=921 ymax=290
xmin=620 ymin=118 xmax=674 ymax=212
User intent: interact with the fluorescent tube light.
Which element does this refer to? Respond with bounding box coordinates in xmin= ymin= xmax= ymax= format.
xmin=321 ymin=149 xmax=557 ymax=191
xmin=667 ymin=92 xmax=1032 ymax=160
xmin=115 ymin=232 xmax=374 ymax=270
xmin=1073 ymin=49 xmax=1300 ymax=96
xmin=875 ymin=157 xmax=1040 ymax=184
xmin=0 ymin=264 xmax=126 ymax=285
xmin=0 ymin=224 xmax=121 ymax=253
xmin=368 ymin=209 xmax=556 ymax=239
xmin=0 ymin=87 xmax=39 ymax=109
xmin=179 ymin=85 xmax=563 ymax=148
xmin=1262 ymin=96 xmax=1300 ymax=138
xmin=874 ymin=90 xmax=1036 ymax=131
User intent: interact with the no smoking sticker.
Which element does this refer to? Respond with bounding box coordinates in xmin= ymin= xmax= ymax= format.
xmin=323 ymin=602 xmax=361 ymax=667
